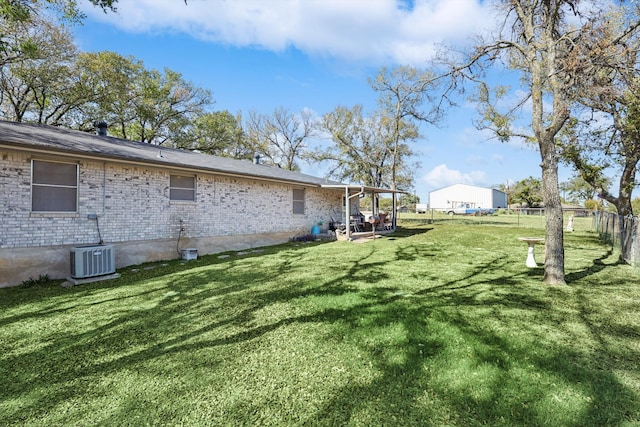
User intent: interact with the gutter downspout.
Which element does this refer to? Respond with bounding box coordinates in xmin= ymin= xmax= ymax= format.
xmin=101 ymin=161 xmax=106 ymax=216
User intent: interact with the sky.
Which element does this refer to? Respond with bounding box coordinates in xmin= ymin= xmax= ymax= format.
xmin=71 ymin=0 xmax=575 ymax=203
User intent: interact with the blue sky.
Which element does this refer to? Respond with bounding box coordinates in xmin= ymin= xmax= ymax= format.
xmin=72 ymin=0 xmax=573 ymax=203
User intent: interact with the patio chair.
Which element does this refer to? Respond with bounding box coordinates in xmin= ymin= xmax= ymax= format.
xmin=383 ymin=217 xmax=393 ymax=230
xmin=350 ymin=212 xmax=364 ymax=232
xmin=374 ymin=213 xmax=387 ymax=231
xmin=329 ymin=216 xmax=346 ymax=232
xmin=373 ymin=213 xmax=393 ymax=231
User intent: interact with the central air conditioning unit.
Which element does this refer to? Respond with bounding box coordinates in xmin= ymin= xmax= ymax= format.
xmin=70 ymin=244 xmax=116 ymax=279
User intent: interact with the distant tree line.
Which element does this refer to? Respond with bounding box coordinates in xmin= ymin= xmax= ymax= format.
xmin=497 ymin=176 xmax=617 ymax=211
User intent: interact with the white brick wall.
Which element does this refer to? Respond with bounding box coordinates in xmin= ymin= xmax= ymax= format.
xmin=0 ymin=151 xmax=342 ymax=249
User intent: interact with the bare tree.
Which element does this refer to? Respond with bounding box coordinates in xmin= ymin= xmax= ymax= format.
xmin=460 ymin=0 xmax=640 ymax=285
xmin=368 ymin=66 xmax=440 ymax=191
xmin=558 ymin=7 xmax=640 ymax=217
xmin=318 ymin=104 xmax=415 ymax=189
xmin=245 ymin=107 xmax=317 ymax=171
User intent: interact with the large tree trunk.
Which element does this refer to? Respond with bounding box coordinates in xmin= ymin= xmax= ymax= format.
xmin=529 ymin=57 xmax=567 ymax=285
xmin=540 ymin=138 xmax=566 ymax=285
xmin=613 ymin=158 xmax=637 ymax=217
xmin=514 ymin=0 xmax=570 ymax=285
xmin=590 ymin=157 xmax=637 ymax=217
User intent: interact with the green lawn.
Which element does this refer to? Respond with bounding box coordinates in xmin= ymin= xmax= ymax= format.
xmin=1 ymin=222 xmax=639 ymax=426
xmin=398 ymin=210 xmax=588 ymax=231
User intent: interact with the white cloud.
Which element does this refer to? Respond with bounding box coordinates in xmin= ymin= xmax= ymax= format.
xmin=466 ymin=155 xmax=488 ymax=166
xmin=421 ymin=163 xmax=487 ymax=189
xmin=465 ymin=153 xmax=505 ymax=166
xmin=491 ymin=154 xmax=505 ymax=164
xmin=83 ymin=0 xmax=496 ymax=65
xmin=455 ymin=126 xmax=493 ymax=146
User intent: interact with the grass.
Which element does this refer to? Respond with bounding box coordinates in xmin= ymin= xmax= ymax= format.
xmin=398 ymin=210 xmax=590 ymax=231
xmin=1 ymin=221 xmax=639 ymax=426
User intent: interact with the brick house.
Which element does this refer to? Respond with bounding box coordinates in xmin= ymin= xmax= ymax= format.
xmin=0 ymin=120 xmax=379 ymax=287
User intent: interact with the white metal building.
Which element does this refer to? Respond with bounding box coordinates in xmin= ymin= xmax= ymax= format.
xmin=429 ymin=184 xmax=508 ymax=210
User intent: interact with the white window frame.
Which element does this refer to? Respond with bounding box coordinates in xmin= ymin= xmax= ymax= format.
xmin=170 ymin=175 xmax=196 ymax=202
xmin=293 ymin=188 xmax=305 ymax=215
xmin=31 ymin=159 xmax=79 ymax=213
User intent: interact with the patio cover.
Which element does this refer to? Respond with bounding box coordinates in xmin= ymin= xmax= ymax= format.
xmin=321 ymin=184 xmax=408 ymax=239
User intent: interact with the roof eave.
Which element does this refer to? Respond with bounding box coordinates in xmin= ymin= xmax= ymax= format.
xmin=321 ymin=184 xmax=408 ymax=194
xmin=0 ymin=141 xmax=333 ymax=188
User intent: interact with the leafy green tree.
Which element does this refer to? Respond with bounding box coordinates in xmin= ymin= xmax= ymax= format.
xmin=562 ymin=175 xmax=610 ymax=206
xmin=511 ymin=177 xmax=542 ymax=208
xmin=561 ymin=87 xmax=640 ymax=217
xmin=378 ymin=197 xmax=394 ymax=212
xmin=319 ymin=105 xmax=389 ymax=188
xmin=69 ymin=56 xmax=212 ymax=145
xmin=399 ymin=193 xmax=420 ymax=206
xmin=585 ymin=199 xmax=605 ymax=211
xmin=632 ymin=198 xmax=640 ymax=216
xmin=174 ymin=110 xmax=252 ymax=159
xmin=0 ymin=15 xmax=79 ymax=123
xmin=118 ymin=67 xmax=211 ymax=145
xmin=1 ymin=1 xmax=185 ymax=67
xmin=2 ymin=1 xmax=117 ymax=23
xmin=0 ymin=8 xmax=37 ymax=66
xmin=0 ymin=1 xmax=118 ymax=68
xmin=66 ymin=51 xmax=145 ymax=132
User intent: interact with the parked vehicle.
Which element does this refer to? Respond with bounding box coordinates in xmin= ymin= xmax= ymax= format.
xmin=445 ymin=202 xmax=494 ymax=216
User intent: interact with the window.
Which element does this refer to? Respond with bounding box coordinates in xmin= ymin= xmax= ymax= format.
xmin=170 ymin=175 xmax=196 ymax=201
xmin=31 ymin=160 xmax=78 ymax=212
xmin=293 ymin=188 xmax=305 ymax=214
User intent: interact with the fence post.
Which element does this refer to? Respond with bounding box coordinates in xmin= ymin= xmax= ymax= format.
xmin=594 ymin=211 xmax=640 ymax=268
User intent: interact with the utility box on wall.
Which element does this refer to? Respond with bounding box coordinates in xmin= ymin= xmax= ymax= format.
xmin=181 ymin=248 xmax=198 ymax=261
xmin=70 ymin=245 xmax=116 ymax=279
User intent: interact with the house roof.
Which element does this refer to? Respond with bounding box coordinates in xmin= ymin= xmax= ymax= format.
xmin=0 ymin=120 xmax=341 ymax=188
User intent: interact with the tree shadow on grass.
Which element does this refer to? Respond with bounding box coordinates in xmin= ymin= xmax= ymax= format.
xmin=564 ymin=244 xmax=627 ymax=285
xmin=306 ymin=262 xmax=639 ymax=425
xmin=1 ymin=233 xmax=638 ymax=425
xmin=388 ymin=225 xmax=434 ymax=238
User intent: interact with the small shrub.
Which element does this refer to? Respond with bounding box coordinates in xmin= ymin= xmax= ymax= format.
xmin=20 ymin=274 xmax=51 ymax=288
xmin=290 ymin=234 xmax=316 ymax=242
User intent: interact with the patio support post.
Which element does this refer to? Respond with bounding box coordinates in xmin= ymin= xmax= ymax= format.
xmin=371 ymin=192 xmax=375 ymax=217
xmin=392 ymin=192 xmax=397 ymax=230
xmin=346 ymin=186 xmax=365 ymax=240
xmin=345 ymin=187 xmax=351 ymax=240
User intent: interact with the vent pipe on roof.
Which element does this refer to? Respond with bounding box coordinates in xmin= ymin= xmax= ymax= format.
xmin=254 ymin=154 xmax=261 ymax=165
xmin=94 ymin=121 xmax=108 ymax=136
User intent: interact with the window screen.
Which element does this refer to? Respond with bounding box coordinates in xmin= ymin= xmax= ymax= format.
xmin=31 ymin=160 xmax=78 ymax=212
xmin=293 ymin=188 xmax=305 ymax=214
xmin=170 ymin=175 xmax=196 ymax=201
